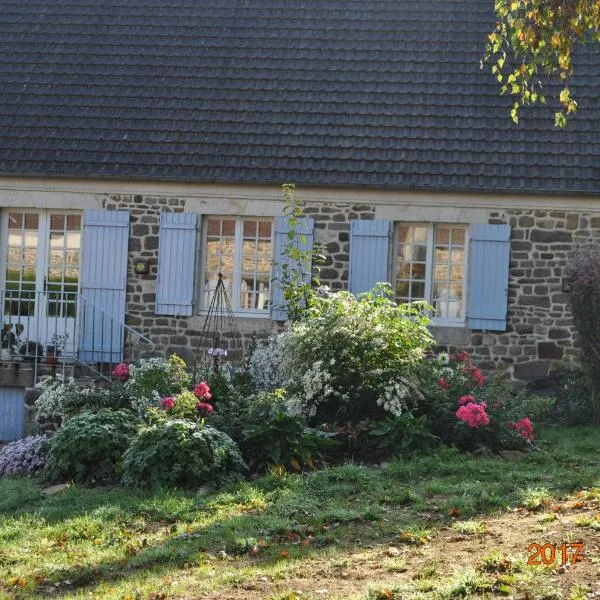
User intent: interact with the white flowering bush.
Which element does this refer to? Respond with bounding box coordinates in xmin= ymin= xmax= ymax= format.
xmin=249 ymin=335 xmax=286 ymax=392
xmin=0 ymin=435 xmax=48 ymax=477
xmin=281 ymin=286 xmax=434 ymax=424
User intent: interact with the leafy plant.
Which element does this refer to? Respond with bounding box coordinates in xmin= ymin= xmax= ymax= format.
xmin=281 ymin=286 xmax=433 ymax=425
xmin=34 ymin=375 xmax=130 ymax=423
xmin=241 ymin=412 xmax=337 ymax=471
xmin=43 ymin=410 xmax=140 ymax=484
xmin=276 ymin=183 xmax=324 ymax=322
xmin=566 ymin=244 xmax=600 ymax=423
xmin=125 ymin=354 xmax=191 ymax=416
xmin=367 ymin=412 xmax=439 ymax=458
xmin=122 ymin=420 xmax=246 ymax=490
xmin=0 ymin=435 xmax=47 ymax=477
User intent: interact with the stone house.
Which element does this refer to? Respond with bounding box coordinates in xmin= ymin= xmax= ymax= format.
xmin=0 ymin=0 xmax=599 ymax=439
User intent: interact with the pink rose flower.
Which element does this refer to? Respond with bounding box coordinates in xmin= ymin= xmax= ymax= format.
xmin=161 ymin=397 xmax=175 ymax=410
xmin=196 ymin=402 xmax=214 ymax=413
xmin=458 ymin=394 xmax=475 ymax=405
xmin=438 ymin=378 xmax=450 ymax=391
xmin=193 ymin=381 xmax=212 ymax=401
xmin=112 ymin=363 xmax=130 ymax=382
xmin=456 ymin=402 xmax=490 ymax=428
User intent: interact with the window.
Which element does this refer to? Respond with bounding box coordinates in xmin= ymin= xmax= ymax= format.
xmin=394 ymin=223 xmax=467 ymax=323
xmin=202 ymin=217 xmax=273 ymax=313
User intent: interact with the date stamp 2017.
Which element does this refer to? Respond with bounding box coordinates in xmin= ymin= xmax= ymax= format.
xmin=527 ymin=543 xmax=585 ymax=566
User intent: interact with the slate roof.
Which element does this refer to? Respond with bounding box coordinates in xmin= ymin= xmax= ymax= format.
xmin=0 ymin=0 xmax=599 ymax=194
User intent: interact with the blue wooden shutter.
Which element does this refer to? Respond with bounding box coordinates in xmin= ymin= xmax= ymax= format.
xmin=349 ymin=219 xmax=392 ymax=294
xmin=467 ymin=224 xmax=511 ymax=331
xmin=0 ymin=387 xmax=25 ymax=441
xmin=79 ymin=210 xmax=129 ymax=362
xmin=156 ymin=212 xmax=198 ymax=316
xmin=271 ymin=216 xmax=314 ymax=321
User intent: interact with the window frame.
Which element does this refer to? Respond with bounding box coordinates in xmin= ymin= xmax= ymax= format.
xmin=391 ymin=222 xmax=469 ymax=327
xmin=198 ymin=215 xmax=274 ymax=317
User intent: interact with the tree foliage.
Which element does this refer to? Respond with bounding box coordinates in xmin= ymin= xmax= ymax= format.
xmin=484 ymin=0 xmax=600 ymax=127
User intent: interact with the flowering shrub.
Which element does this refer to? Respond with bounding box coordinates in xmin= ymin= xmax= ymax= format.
xmin=43 ymin=410 xmax=140 ymax=484
xmin=456 ymin=402 xmax=490 ymax=428
xmin=249 ymin=335 xmax=286 ymax=392
xmin=112 ymin=363 xmax=130 ymax=382
xmin=34 ymin=376 xmax=129 ymax=422
xmin=416 ymin=351 xmax=552 ymax=451
xmin=125 ymin=354 xmax=191 ymax=416
xmin=0 ymin=435 xmax=47 ymax=477
xmin=122 ymin=420 xmax=246 ymax=489
xmin=279 ymin=287 xmax=434 ymax=424
xmin=193 ymin=381 xmax=212 ymax=401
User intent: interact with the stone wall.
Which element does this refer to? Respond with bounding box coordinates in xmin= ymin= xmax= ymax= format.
xmin=461 ymin=208 xmax=586 ymax=380
xmin=103 ymin=194 xmax=595 ymax=381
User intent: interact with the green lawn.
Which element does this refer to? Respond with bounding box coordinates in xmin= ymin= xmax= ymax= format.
xmin=1 ymin=426 xmax=599 ymax=599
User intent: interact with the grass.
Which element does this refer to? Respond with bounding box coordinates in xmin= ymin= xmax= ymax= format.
xmin=0 ymin=426 xmax=599 ymax=599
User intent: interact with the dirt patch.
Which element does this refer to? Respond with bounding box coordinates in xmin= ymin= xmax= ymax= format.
xmin=195 ymin=495 xmax=600 ymax=599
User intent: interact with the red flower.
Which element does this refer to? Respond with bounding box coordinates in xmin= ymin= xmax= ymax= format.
xmin=456 ymin=402 xmax=490 ymax=428
xmin=196 ymin=402 xmax=214 ymax=413
xmin=193 ymin=381 xmax=212 ymax=401
xmin=438 ymin=378 xmax=450 ymax=391
xmin=513 ymin=417 xmax=534 ymax=441
xmin=453 ymin=351 xmax=469 ymax=362
xmin=458 ymin=394 xmax=475 ymax=405
xmin=112 ymin=363 xmax=130 ymax=382
xmin=161 ymin=397 xmax=175 ymax=410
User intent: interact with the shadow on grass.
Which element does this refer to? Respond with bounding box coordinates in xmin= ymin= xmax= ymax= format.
xmin=1 ymin=426 xmax=599 ymax=597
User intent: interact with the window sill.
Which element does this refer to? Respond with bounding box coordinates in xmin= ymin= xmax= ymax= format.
xmin=196 ymin=309 xmax=271 ymax=319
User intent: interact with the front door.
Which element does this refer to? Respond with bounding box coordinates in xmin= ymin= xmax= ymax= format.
xmin=1 ymin=210 xmax=82 ymax=358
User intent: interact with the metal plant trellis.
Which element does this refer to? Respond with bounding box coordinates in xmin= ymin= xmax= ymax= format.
xmin=192 ymin=272 xmax=244 ymax=380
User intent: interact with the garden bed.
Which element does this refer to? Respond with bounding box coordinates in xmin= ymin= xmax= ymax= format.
xmin=1 ymin=427 xmax=599 ymax=599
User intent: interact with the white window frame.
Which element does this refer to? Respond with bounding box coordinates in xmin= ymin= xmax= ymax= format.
xmin=392 ymin=222 xmax=469 ymax=327
xmin=198 ymin=216 xmax=274 ymax=317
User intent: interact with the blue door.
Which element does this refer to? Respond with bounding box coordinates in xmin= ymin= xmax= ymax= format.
xmin=0 ymin=387 xmax=25 ymax=441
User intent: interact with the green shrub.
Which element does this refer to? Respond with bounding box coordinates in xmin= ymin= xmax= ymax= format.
xmin=280 ymin=286 xmax=434 ymax=425
xmin=43 ymin=410 xmax=140 ymax=484
xmin=415 ymin=352 xmax=553 ymax=452
xmin=122 ymin=420 xmax=246 ymax=490
xmin=34 ymin=376 xmax=130 ymax=423
xmin=543 ymin=365 xmax=594 ymax=426
xmin=125 ymin=354 xmax=191 ymax=416
xmin=566 ymin=244 xmax=600 ymax=423
xmin=367 ymin=412 xmax=439 ymax=458
xmin=241 ymin=411 xmax=337 ymax=471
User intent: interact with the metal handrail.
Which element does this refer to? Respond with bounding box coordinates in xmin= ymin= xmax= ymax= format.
xmin=0 ymin=289 xmax=156 ymax=381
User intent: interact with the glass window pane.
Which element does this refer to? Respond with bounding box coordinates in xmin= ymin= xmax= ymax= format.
xmin=435 ymin=264 xmax=449 ymax=281
xmin=65 ymin=250 xmax=79 ymax=266
xmin=413 ymin=227 xmax=428 ymax=243
xmin=410 ymin=281 xmax=426 ymax=299
xmin=450 ymin=264 xmax=464 ymax=281
xmin=222 ymin=219 xmax=235 ymax=236
xmin=50 ymin=214 xmax=65 ymax=230
xmin=396 ymin=280 xmax=409 ymax=297
xmin=258 ymin=221 xmax=272 ymax=238
xmin=243 ymin=220 xmax=257 ymax=237
xmin=397 ymin=226 xmax=411 ymax=243
xmin=7 ymin=249 xmax=21 ymax=264
xmin=450 ymin=249 xmax=464 ymax=265
xmin=24 ymin=213 xmax=39 ymax=230
xmin=397 ymin=263 xmax=411 ymax=280
xmin=413 ymin=245 xmax=427 ymax=262
xmin=257 ymin=240 xmax=271 ymax=257
xmin=67 ymin=215 xmax=81 ymax=231
xmin=397 ymin=244 xmax=410 ymax=260
xmin=8 ymin=213 xmax=23 ymax=229
xmin=436 ymin=227 xmax=450 ymax=244
xmin=50 ymin=233 xmax=64 ymax=248
xmin=23 ymin=249 xmax=37 ymax=265
xmin=8 ymin=233 xmax=22 ymax=246
xmin=207 ymin=219 xmax=220 ymax=236
xmin=66 ymin=233 xmax=81 ymax=249
xmin=49 ymin=250 xmax=63 ymax=265
xmin=451 ymin=228 xmax=465 ymax=245
xmin=435 ymin=248 xmax=449 ymax=263
xmin=411 ymin=263 xmax=426 ymax=279
xmin=24 ymin=232 xmax=38 ymax=247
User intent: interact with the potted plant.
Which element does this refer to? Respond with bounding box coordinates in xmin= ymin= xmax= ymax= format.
xmin=0 ymin=323 xmax=21 ymax=360
xmin=47 ymin=333 xmax=69 ymax=365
